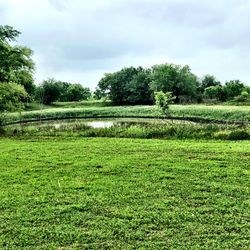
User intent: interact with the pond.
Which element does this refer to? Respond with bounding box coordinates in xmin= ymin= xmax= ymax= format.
xmin=6 ymin=118 xmax=196 ymax=130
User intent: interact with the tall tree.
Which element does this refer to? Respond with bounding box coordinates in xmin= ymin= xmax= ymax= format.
xmin=150 ymin=64 xmax=198 ymax=103
xmin=96 ymin=67 xmax=152 ymax=104
xmin=0 ymin=25 xmax=35 ymax=95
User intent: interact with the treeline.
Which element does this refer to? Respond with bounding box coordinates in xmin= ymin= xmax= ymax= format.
xmin=35 ymin=79 xmax=91 ymax=104
xmin=94 ymin=65 xmax=250 ymax=104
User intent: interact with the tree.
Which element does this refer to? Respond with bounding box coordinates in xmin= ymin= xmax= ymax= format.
xmin=124 ymin=68 xmax=153 ymax=104
xmin=96 ymin=67 xmax=152 ymax=104
xmin=223 ymin=80 xmax=245 ymax=100
xmin=14 ymin=70 xmax=35 ymax=97
xmin=154 ymin=91 xmax=175 ymax=115
xmin=150 ymin=64 xmax=198 ymax=103
xmin=37 ymin=79 xmax=91 ymax=104
xmin=38 ymin=78 xmax=62 ymax=104
xmin=204 ymin=85 xmax=225 ymax=101
xmin=0 ymin=25 xmax=35 ymax=95
xmin=200 ymin=75 xmax=221 ymax=92
xmin=94 ymin=88 xmax=107 ymax=100
xmin=66 ymin=84 xmax=91 ymax=101
xmin=0 ymin=82 xmax=28 ymax=112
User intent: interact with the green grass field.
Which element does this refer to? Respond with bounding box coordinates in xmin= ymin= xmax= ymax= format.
xmin=5 ymin=103 xmax=250 ymax=124
xmin=1 ymin=137 xmax=249 ymax=249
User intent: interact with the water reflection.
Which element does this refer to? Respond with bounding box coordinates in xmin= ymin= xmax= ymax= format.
xmin=7 ymin=118 xmax=196 ymax=130
xmin=85 ymin=121 xmax=116 ymax=128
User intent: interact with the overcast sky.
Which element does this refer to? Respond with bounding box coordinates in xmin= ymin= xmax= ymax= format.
xmin=0 ymin=0 xmax=250 ymax=89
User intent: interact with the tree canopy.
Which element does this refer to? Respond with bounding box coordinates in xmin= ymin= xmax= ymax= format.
xmin=95 ymin=67 xmax=152 ymax=104
xmin=95 ymin=64 xmax=200 ymax=104
xmin=0 ymin=25 xmax=35 ymax=96
xmin=36 ymin=79 xmax=91 ymax=104
xmin=150 ymin=64 xmax=198 ymax=103
xmin=95 ymin=64 xmax=249 ymax=105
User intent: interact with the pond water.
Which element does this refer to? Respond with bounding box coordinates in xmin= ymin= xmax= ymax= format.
xmin=26 ymin=119 xmax=161 ymax=129
xmin=85 ymin=121 xmax=117 ymax=128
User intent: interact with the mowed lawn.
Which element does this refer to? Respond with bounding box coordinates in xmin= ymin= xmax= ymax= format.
xmin=0 ymin=137 xmax=249 ymax=249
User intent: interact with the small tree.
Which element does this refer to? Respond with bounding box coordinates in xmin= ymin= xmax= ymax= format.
xmin=154 ymin=91 xmax=175 ymax=116
xmin=204 ymin=85 xmax=224 ymax=101
xmin=200 ymin=75 xmax=221 ymax=91
xmin=66 ymin=84 xmax=91 ymax=101
xmin=223 ymin=80 xmax=245 ymax=100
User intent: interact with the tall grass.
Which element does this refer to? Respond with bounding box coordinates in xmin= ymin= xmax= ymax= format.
xmin=4 ymin=104 xmax=250 ymax=125
xmin=5 ymin=119 xmax=250 ymax=140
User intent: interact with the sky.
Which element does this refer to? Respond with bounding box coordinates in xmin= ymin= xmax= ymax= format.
xmin=0 ymin=0 xmax=250 ymax=89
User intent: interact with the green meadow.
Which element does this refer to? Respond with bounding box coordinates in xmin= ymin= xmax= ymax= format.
xmin=0 ymin=137 xmax=249 ymax=249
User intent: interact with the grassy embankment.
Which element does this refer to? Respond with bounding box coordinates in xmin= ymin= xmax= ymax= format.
xmin=0 ymin=137 xmax=249 ymax=249
xmin=2 ymin=102 xmax=250 ymax=140
xmin=5 ymin=103 xmax=250 ymax=124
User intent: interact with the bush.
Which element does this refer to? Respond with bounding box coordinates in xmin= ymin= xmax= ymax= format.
xmin=66 ymin=84 xmax=91 ymax=101
xmin=214 ymin=131 xmax=230 ymax=140
xmin=0 ymin=114 xmax=6 ymax=135
xmin=228 ymin=130 xmax=250 ymax=140
xmin=0 ymin=82 xmax=28 ymax=112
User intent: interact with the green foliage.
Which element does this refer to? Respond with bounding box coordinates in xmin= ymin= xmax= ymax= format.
xmin=66 ymin=84 xmax=91 ymax=101
xmin=0 ymin=113 xmax=6 ymax=134
xmin=37 ymin=78 xmax=62 ymax=104
xmin=223 ymin=80 xmax=245 ymax=99
xmin=154 ymin=91 xmax=175 ymax=115
xmin=204 ymin=85 xmax=225 ymax=101
xmin=0 ymin=82 xmax=28 ymax=112
xmin=5 ymin=118 xmax=249 ymax=141
xmin=0 ymin=25 xmax=35 ymax=95
xmin=150 ymin=64 xmax=198 ymax=103
xmin=95 ymin=64 xmax=249 ymax=104
xmin=36 ymin=79 xmax=91 ymax=104
xmin=93 ymin=88 xmax=106 ymax=100
xmin=241 ymin=90 xmax=249 ymax=97
xmin=125 ymin=68 xmax=153 ymax=104
xmin=228 ymin=130 xmax=250 ymax=140
xmin=96 ymin=67 xmax=153 ymax=104
xmin=200 ymin=74 xmax=221 ymax=91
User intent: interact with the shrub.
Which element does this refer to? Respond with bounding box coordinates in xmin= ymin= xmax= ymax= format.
xmin=214 ymin=131 xmax=230 ymax=140
xmin=0 ymin=82 xmax=28 ymax=112
xmin=66 ymin=84 xmax=91 ymax=101
xmin=0 ymin=114 xmax=6 ymax=135
xmin=228 ymin=130 xmax=250 ymax=140
xmin=154 ymin=91 xmax=175 ymax=115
